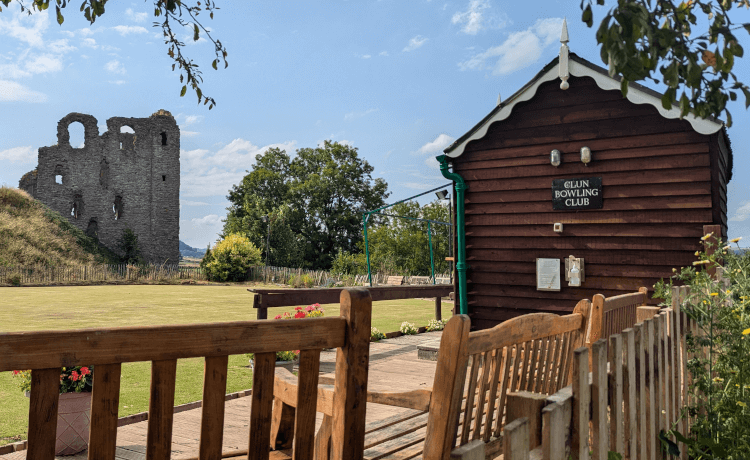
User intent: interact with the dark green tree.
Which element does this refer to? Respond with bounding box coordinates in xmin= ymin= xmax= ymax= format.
xmin=0 ymin=0 xmax=228 ymax=109
xmin=331 ymin=200 xmax=451 ymax=276
xmin=223 ymin=141 xmax=389 ymax=270
xmin=581 ymin=0 xmax=750 ymax=126
xmin=120 ymin=228 xmax=143 ymax=265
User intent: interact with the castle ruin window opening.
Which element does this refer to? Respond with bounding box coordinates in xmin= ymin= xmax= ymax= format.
xmin=113 ymin=196 xmax=123 ymax=220
xmin=162 ymin=175 xmax=166 ymax=182
xmin=161 ymin=132 xmax=167 ymax=146
xmin=67 ymin=121 xmax=85 ymax=148
xmin=54 ymin=165 xmax=65 ymax=185
xmin=71 ymin=194 xmax=83 ymax=219
xmin=99 ymin=158 xmax=110 ymax=189
xmin=120 ymin=125 xmax=135 ymax=150
xmin=86 ymin=218 xmax=98 ymax=239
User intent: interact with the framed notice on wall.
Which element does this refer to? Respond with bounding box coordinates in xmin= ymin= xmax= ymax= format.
xmin=536 ymin=258 xmax=561 ymax=291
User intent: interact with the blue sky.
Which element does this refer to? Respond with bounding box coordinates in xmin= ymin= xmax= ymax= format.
xmin=1 ymin=1 xmax=749 ymax=249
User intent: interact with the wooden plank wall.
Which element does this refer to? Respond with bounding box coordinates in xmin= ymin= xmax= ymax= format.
xmin=453 ymin=76 xmax=724 ymax=329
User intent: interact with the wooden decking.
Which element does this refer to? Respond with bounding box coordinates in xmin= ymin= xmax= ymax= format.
xmin=1 ymin=332 xmax=442 ymax=460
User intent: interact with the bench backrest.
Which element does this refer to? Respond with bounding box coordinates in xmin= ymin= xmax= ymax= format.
xmin=585 ymin=287 xmax=647 ymax=347
xmin=423 ymin=299 xmax=591 ymax=460
xmin=0 ymin=288 xmax=372 ymax=460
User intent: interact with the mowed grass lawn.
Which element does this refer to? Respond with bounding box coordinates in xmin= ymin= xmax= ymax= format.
xmin=0 ymin=284 xmax=451 ymax=445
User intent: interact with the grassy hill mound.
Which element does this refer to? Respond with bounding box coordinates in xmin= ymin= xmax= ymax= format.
xmin=0 ymin=186 xmax=120 ymax=267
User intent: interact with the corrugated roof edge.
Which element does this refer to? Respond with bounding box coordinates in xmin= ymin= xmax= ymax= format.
xmin=443 ymin=53 xmax=726 ymax=159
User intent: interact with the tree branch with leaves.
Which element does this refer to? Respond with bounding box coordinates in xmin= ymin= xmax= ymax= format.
xmin=581 ymin=0 xmax=750 ymax=126
xmin=0 ymin=0 xmax=228 ymax=109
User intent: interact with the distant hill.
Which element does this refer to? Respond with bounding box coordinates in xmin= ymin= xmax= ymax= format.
xmin=0 ymin=186 xmax=120 ymax=267
xmin=180 ymin=240 xmax=207 ymax=259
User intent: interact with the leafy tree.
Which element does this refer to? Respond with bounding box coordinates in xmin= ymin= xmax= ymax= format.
xmin=223 ymin=141 xmax=389 ymax=270
xmin=200 ymin=243 xmax=213 ymax=270
xmin=0 ymin=0 xmax=228 ymax=109
xmin=580 ymin=0 xmax=750 ymax=126
xmin=203 ymin=233 xmax=262 ymax=282
xmin=331 ymin=200 xmax=451 ymax=277
xmin=120 ymin=228 xmax=143 ymax=265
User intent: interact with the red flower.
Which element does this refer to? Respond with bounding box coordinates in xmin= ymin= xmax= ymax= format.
xmin=294 ymin=306 xmax=303 ymax=311
xmin=305 ymin=305 xmax=314 ymax=312
xmin=12 ymin=370 xmax=19 ymax=375
xmin=274 ymin=314 xmax=282 ymax=320
xmin=69 ymin=371 xmax=79 ymax=381
xmin=294 ymin=311 xmax=306 ymax=319
xmin=80 ymin=367 xmax=90 ymax=376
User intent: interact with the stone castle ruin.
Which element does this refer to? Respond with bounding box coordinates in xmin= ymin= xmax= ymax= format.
xmin=19 ymin=110 xmax=180 ymax=265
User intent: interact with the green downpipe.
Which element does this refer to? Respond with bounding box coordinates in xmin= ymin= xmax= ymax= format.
xmin=436 ymin=155 xmax=468 ymax=315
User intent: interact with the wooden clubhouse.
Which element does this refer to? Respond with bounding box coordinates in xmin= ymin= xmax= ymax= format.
xmin=437 ymin=20 xmax=733 ymax=330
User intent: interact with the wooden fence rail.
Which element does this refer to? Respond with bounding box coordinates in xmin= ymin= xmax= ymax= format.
xmin=0 ymin=264 xmax=449 ymax=287
xmin=497 ymin=284 xmax=696 ymax=460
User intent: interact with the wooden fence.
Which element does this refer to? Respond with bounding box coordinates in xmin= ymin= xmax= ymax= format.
xmin=494 ymin=284 xmax=696 ymax=460
xmin=0 ymin=263 xmax=450 ymax=287
xmin=0 ymin=264 xmax=208 ymax=285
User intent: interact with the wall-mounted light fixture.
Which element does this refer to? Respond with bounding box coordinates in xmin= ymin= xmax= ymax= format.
xmin=580 ymin=146 xmax=592 ymax=166
xmin=550 ymin=149 xmax=561 ymax=167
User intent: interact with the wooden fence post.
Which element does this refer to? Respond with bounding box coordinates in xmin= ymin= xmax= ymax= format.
xmin=331 ymin=288 xmax=372 ymax=460
xmin=506 ymin=391 xmax=548 ymax=450
xmin=504 ymin=417 xmax=530 ymax=460
xmin=608 ymin=334 xmax=624 ymax=455
xmin=572 ymin=347 xmax=589 ymax=460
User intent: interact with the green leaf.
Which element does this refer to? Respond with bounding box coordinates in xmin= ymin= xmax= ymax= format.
xmin=180 ymin=85 xmax=187 ymax=97
xmin=658 ymin=430 xmax=680 ymax=457
xmin=582 ymin=5 xmax=593 ymax=27
xmin=212 ymin=59 xmax=218 ymax=70
xmin=742 ymin=87 xmax=750 ymax=109
xmin=620 ymin=78 xmax=629 ymax=97
xmin=56 ymin=5 xmax=64 ymax=24
xmin=193 ymin=24 xmax=199 ymax=41
xmin=607 ymin=452 xmax=623 ymax=460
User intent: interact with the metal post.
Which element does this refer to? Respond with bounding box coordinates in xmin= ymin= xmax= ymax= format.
xmin=428 ymin=221 xmax=435 ymax=284
xmin=448 ymin=198 xmax=453 ymax=284
xmin=364 ymin=213 xmax=373 ymax=287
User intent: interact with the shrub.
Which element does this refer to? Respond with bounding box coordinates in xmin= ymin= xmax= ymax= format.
xmin=203 ymin=233 xmax=262 ymax=282
xmin=371 ymin=327 xmax=386 ymax=341
xmin=399 ymin=321 xmax=418 ymax=335
xmin=654 ymin=235 xmax=750 ymax=459
xmin=9 ymin=275 xmax=20 ymax=287
xmin=121 ymin=228 xmax=144 ymax=265
xmin=425 ymin=319 xmax=445 ymax=332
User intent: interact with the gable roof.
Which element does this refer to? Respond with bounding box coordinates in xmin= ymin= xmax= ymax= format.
xmin=443 ymin=53 xmax=725 ymax=159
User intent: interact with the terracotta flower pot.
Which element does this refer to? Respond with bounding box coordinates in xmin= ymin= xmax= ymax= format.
xmin=55 ymin=392 xmax=92 ymax=455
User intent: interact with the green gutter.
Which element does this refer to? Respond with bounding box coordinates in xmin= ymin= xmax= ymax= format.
xmin=436 ymin=155 xmax=469 ymax=315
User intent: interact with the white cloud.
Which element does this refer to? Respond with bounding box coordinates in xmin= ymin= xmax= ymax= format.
xmin=181 ymin=130 xmax=200 ymax=137
xmin=111 ymin=25 xmax=148 ymax=36
xmin=730 ymin=202 xmax=750 ymax=222
xmin=451 ymin=0 xmax=509 ymax=35
xmin=359 ymin=54 xmax=371 ymax=59
xmin=192 ymin=214 xmax=221 ymax=226
xmin=181 ymin=114 xmax=203 ymax=126
xmin=344 ymin=108 xmax=377 ymax=120
xmin=424 ymin=156 xmax=441 ymax=170
xmin=0 ymin=63 xmax=30 ymax=79
xmin=418 ymin=134 xmax=455 ymax=154
xmin=108 ymin=80 xmax=127 ymax=85
xmin=181 ymin=200 xmax=210 ymax=206
xmin=180 ymin=139 xmax=297 ymax=197
xmin=379 ymin=51 xmax=389 ymax=57
xmin=403 ymin=35 xmax=428 ymax=52
xmin=0 ymin=80 xmax=47 ymax=102
xmin=81 ymin=38 xmax=98 ymax=49
xmin=105 ymin=60 xmax=126 ymax=74
xmin=24 ymin=55 xmax=63 ymax=74
xmin=458 ymin=17 xmax=562 ymax=75
xmin=0 ymin=5 xmax=49 ymax=48
xmin=452 ymin=0 xmax=489 ymax=35
xmin=0 ymin=145 xmax=36 ymax=163
xmin=48 ymin=39 xmax=76 ymax=54
xmin=125 ymin=8 xmax=148 ymax=22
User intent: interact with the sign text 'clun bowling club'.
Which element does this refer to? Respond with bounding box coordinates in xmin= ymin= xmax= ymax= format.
xmin=552 ymin=177 xmax=603 ymax=210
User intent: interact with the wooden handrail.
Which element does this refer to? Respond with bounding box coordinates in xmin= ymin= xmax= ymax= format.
xmin=11 ymin=288 xmax=372 ymax=460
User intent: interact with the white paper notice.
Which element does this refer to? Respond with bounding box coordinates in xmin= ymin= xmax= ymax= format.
xmin=536 ymin=258 xmax=561 ymax=291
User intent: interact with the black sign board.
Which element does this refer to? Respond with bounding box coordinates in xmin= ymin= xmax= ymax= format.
xmin=552 ymin=177 xmax=603 ymax=210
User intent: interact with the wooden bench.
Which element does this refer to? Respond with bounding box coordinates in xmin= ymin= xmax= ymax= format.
xmin=586 ymin=287 xmax=649 ymax=348
xmin=275 ymin=298 xmax=592 ymax=460
xmin=2 ymin=288 xmax=373 ymax=460
xmin=385 ymin=275 xmax=404 ymax=286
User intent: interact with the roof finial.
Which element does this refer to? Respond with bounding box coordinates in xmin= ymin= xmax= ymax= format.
xmin=559 ymin=18 xmax=570 ymax=90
